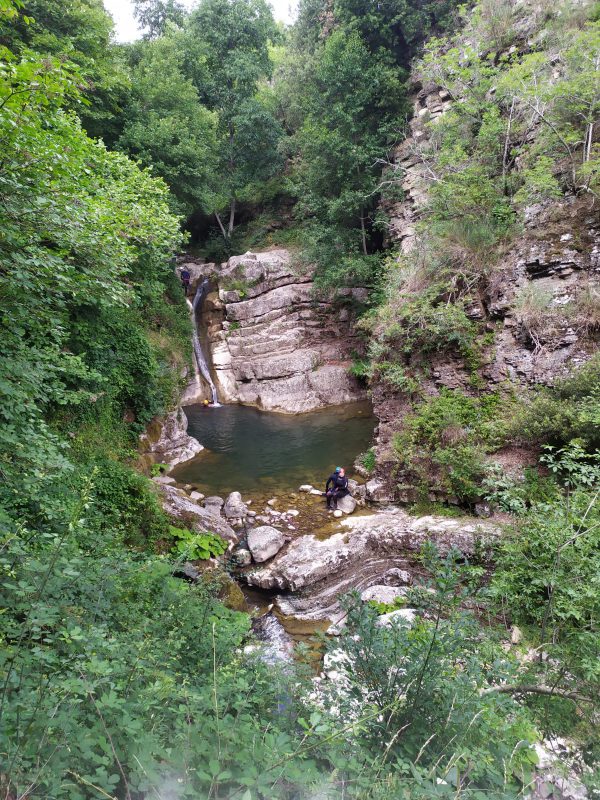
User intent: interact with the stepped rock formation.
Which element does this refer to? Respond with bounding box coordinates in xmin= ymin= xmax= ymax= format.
xmin=178 ymin=249 xmax=367 ymax=413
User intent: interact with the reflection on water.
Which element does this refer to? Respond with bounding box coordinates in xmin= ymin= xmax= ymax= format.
xmin=172 ymin=402 xmax=376 ymax=496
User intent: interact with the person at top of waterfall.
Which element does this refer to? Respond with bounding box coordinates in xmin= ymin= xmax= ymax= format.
xmin=180 ymin=268 xmax=191 ymax=295
xmin=325 ymin=466 xmax=349 ymax=510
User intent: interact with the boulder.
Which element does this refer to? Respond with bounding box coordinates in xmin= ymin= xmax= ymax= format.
xmin=152 ymin=475 xmax=176 ymax=486
xmin=160 ymin=485 xmax=237 ymax=543
xmin=377 ymin=608 xmax=416 ymax=627
xmin=365 ymin=479 xmax=394 ymax=503
xmin=233 ymin=548 xmax=253 ymax=567
xmin=382 ymin=568 xmax=412 ymax=586
xmin=336 ymin=495 xmax=357 ymax=515
xmin=360 ymin=585 xmax=408 ymax=604
xmin=204 ymin=496 xmax=224 ymax=516
xmin=299 ymin=484 xmax=313 ymax=493
xmin=190 ymin=490 xmax=205 ymax=502
xmin=140 ymin=407 xmax=203 ymax=469
xmin=333 ymin=510 xmax=343 ymax=518
xmin=247 ymin=525 xmax=286 ymax=563
xmin=224 ymin=491 xmax=248 ymax=519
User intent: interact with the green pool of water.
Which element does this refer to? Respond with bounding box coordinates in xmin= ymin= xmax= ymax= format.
xmin=172 ymin=401 xmax=376 ymax=496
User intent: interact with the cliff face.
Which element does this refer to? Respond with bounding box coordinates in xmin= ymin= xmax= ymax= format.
xmin=370 ymin=48 xmax=599 ymax=500
xmin=179 ymin=249 xmax=367 ymax=413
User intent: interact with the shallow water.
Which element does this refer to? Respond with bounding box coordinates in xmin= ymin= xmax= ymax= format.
xmin=173 ymin=401 xmax=376 ymax=496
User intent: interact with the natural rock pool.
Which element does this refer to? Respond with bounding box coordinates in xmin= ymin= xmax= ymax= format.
xmin=172 ymin=401 xmax=376 ymax=496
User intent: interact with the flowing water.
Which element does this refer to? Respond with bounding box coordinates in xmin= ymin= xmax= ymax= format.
xmin=173 ymin=401 xmax=376 ymax=496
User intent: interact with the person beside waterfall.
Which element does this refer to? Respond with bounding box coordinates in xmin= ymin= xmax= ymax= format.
xmin=180 ymin=267 xmax=191 ymax=296
xmin=325 ymin=466 xmax=349 ymax=511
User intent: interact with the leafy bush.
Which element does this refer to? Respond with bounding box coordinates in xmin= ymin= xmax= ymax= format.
xmin=508 ymin=356 xmax=600 ymax=448
xmin=359 ymin=447 xmax=376 ymax=474
xmin=393 ymin=390 xmax=507 ymax=502
xmin=170 ymin=526 xmax=228 ymax=560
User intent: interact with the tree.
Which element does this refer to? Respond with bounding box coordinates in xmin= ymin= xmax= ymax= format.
xmin=2 ymin=0 xmax=130 ymax=143
xmin=118 ymin=34 xmax=219 ymax=219
xmin=187 ymin=0 xmax=282 ymax=237
xmin=132 ymin=0 xmax=187 ymax=39
xmin=292 ymin=31 xmax=405 ymax=259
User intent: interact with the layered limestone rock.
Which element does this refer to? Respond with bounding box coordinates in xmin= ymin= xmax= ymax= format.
xmin=139 ymin=408 xmax=203 ymax=471
xmin=246 ymin=508 xmax=499 ymax=620
xmin=182 ymin=249 xmax=367 ymax=414
xmin=372 ymin=79 xmax=600 ymax=501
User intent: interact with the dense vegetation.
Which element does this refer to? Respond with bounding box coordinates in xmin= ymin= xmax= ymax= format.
xmin=1 ymin=0 xmax=598 ymax=797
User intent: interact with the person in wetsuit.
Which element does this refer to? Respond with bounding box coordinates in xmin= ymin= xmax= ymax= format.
xmin=325 ymin=466 xmax=349 ymax=510
xmin=180 ymin=268 xmax=191 ymax=296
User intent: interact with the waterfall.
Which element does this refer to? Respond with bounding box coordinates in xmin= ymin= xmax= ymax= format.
xmin=189 ymin=278 xmax=219 ymax=406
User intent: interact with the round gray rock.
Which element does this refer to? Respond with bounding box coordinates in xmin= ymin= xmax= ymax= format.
xmin=336 ymin=495 xmax=357 ymax=515
xmin=224 ymin=491 xmax=248 ymax=519
xmin=360 ymin=585 xmax=409 ymax=604
xmin=247 ymin=525 xmax=286 ymax=563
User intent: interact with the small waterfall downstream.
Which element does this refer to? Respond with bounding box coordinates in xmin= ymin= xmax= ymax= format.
xmin=188 ymin=278 xmax=219 ymax=405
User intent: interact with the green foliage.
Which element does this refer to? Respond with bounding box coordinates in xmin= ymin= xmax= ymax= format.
xmin=118 ymin=33 xmax=219 ymax=218
xmin=186 ymin=0 xmax=283 ymax=235
xmin=4 ymin=0 xmax=130 ymax=143
xmin=0 ymin=41 xmax=182 ymax=516
xmin=393 ymin=390 xmax=506 ymax=502
xmin=358 ymin=447 xmax=376 ymax=474
xmin=288 ymin=30 xmax=406 ymax=286
xmin=311 ymin=548 xmax=539 ymax=797
xmin=489 ymin=448 xmax=600 ymax=748
xmin=133 ymin=0 xmax=187 ymax=39
xmin=508 ymin=356 xmax=600 ymax=449
xmin=170 ymin=526 xmax=228 ymax=560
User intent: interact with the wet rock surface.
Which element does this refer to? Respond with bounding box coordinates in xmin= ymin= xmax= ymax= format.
xmin=247 ymin=508 xmax=500 ymax=621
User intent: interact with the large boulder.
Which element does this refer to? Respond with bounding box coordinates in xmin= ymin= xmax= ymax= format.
xmin=247 ymin=525 xmax=286 ymax=563
xmin=223 ymin=491 xmax=248 ymax=520
xmin=160 ymin=485 xmax=237 ymax=543
xmin=140 ymin=407 xmax=203 ymax=469
xmin=204 ymin=496 xmax=225 ymax=516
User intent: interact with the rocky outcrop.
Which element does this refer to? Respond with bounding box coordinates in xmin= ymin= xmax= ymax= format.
xmin=372 ymin=79 xmax=599 ymax=501
xmin=246 ymin=509 xmax=499 ymax=620
xmin=139 ymin=408 xmax=203 ymax=471
xmin=181 ymin=249 xmax=367 ymax=413
xmin=160 ymin=484 xmax=237 ymax=543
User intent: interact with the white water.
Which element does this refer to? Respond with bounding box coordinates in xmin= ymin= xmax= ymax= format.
xmin=188 ymin=279 xmax=219 ymax=405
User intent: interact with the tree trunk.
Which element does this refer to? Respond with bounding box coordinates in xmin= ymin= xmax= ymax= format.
xmin=228 ymin=197 xmax=236 ymax=236
xmin=360 ymin=210 xmax=368 ymax=256
xmin=214 ymin=212 xmax=228 ymax=241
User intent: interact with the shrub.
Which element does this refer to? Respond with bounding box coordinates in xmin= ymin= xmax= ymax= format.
xmin=169 ymin=527 xmax=228 ymax=560
xmin=392 ymin=390 xmax=507 ymax=503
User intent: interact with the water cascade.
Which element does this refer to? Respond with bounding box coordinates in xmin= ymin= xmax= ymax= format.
xmin=188 ymin=278 xmax=219 ymax=406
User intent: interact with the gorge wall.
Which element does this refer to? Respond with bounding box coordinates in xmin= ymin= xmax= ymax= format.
xmin=178 ymin=248 xmax=368 ymax=413
xmin=370 ymin=69 xmax=599 ymax=501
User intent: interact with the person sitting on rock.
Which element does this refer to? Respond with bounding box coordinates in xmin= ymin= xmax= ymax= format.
xmin=325 ymin=466 xmax=349 ymax=510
